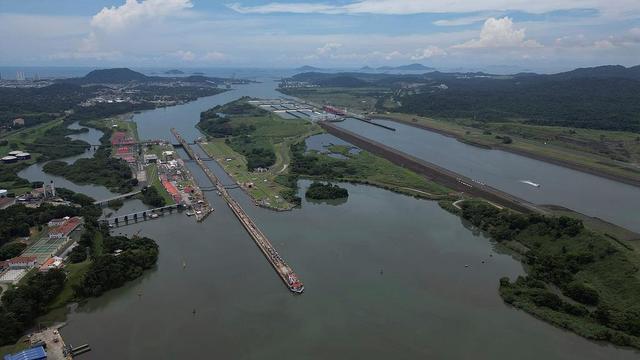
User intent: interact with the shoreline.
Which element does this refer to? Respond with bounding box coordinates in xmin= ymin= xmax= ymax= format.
xmin=319 ymin=121 xmax=542 ymax=214
xmin=376 ymin=114 xmax=640 ymax=189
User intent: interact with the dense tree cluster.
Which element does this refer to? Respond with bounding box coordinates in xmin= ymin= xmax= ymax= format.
xmin=25 ymin=122 xmax=91 ymax=161
xmin=290 ymin=142 xmax=358 ymax=178
xmin=43 ymin=156 xmax=135 ymax=194
xmin=305 ymin=182 xmax=349 ymax=200
xmin=0 ymin=203 xmax=91 ymax=248
xmin=75 ymin=235 xmax=158 ymax=298
xmin=198 ymin=115 xmax=255 ymax=138
xmin=290 ymin=66 xmax=640 ymax=132
xmin=140 ymin=186 xmax=165 ymax=207
xmin=398 ymin=77 xmax=640 ymax=132
xmin=460 ymin=201 xmax=640 ymax=346
xmin=0 ymin=270 xmax=66 ymax=345
xmin=0 ymin=243 xmax=27 ymax=261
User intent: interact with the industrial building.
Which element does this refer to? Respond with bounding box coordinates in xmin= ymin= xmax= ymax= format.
xmin=1 ymin=155 xmax=17 ymax=164
xmin=3 ymin=345 xmax=47 ymax=360
xmin=16 ymin=152 xmax=31 ymax=160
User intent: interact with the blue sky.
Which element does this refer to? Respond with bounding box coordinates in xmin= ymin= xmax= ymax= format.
xmin=1 ymin=0 xmax=639 ymax=71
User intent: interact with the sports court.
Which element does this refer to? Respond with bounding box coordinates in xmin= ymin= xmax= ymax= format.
xmin=22 ymin=227 xmax=83 ymax=264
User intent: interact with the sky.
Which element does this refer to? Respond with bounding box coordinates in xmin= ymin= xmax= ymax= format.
xmin=1 ymin=0 xmax=639 ymax=72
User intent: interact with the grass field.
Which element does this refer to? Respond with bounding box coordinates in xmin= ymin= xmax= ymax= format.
xmin=285 ymin=87 xmax=640 ymax=184
xmin=0 ymin=119 xmax=64 ymax=158
xmin=0 ymin=120 xmax=67 ymax=195
xmin=145 ymin=163 xmax=175 ymax=205
xmin=202 ymin=139 xmax=295 ymax=208
xmin=381 ymin=113 xmax=640 ymax=183
xmin=302 ymin=144 xmax=452 ymax=199
xmin=279 ymin=87 xmax=388 ymax=113
xmin=47 ymin=260 xmax=92 ymax=310
xmin=199 ymin=101 xmax=323 ymax=209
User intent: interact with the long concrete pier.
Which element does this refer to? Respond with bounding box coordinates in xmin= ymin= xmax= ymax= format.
xmin=320 ymin=121 xmax=544 ymax=214
xmin=171 ymin=129 xmax=304 ymax=293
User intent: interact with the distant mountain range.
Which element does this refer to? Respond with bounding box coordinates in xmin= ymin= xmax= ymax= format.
xmin=295 ymin=65 xmax=324 ymax=71
xmin=287 ymin=64 xmax=640 ymax=132
xmin=360 ymin=64 xmax=435 ymax=72
xmin=57 ymin=68 xmax=250 ymax=85
xmin=165 ymin=69 xmax=185 ymax=75
xmin=82 ymin=68 xmax=149 ymax=83
xmin=294 ymin=64 xmax=435 ymax=73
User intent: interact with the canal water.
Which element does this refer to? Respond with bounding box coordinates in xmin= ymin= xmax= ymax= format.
xmin=336 ymin=118 xmax=640 ymax=233
xmin=17 ymin=122 xmax=118 ymax=200
xmin=16 ymin=78 xmax=638 ymax=358
xmin=133 ymin=79 xmax=292 ymax=142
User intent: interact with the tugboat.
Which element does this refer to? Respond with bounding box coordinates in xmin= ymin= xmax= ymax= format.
xmin=287 ymin=273 xmax=304 ymax=294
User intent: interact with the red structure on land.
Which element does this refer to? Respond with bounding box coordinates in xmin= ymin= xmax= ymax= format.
xmin=323 ymin=105 xmax=346 ymax=116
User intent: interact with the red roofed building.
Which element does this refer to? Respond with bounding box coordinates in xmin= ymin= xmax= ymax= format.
xmin=49 ymin=216 xmax=83 ymax=240
xmin=39 ymin=257 xmax=64 ymax=272
xmin=111 ymin=131 xmax=135 ymax=146
xmin=116 ymin=146 xmax=130 ymax=155
xmin=7 ymin=256 xmax=37 ymax=269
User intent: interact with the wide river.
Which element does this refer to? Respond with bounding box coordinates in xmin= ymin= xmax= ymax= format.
xmin=336 ymin=118 xmax=640 ymax=233
xmin=20 ymin=78 xmax=638 ymax=358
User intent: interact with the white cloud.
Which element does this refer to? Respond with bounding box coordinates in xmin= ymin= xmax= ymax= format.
xmin=172 ymin=50 xmax=195 ymax=61
xmin=305 ymin=42 xmax=343 ymax=59
xmin=227 ymin=1 xmax=640 ymax=16
xmin=202 ymin=51 xmax=227 ymax=61
xmin=434 ymin=15 xmax=495 ymax=27
xmin=92 ymin=0 xmax=193 ymax=32
xmin=593 ymin=39 xmax=615 ymax=49
xmin=453 ymin=17 xmax=541 ymax=49
xmin=316 ymin=42 xmax=342 ymax=55
xmin=411 ymin=46 xmax=447 ymax=60
xmin=555 ymin=34 xmax=589 ymax=47
xmin=227 ymin=2 xmax=338 ymax=14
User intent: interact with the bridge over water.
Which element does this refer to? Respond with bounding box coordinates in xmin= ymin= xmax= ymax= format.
xmin=103 ymin=204 xmax=183 ymax=227
xmin=94 ymin=190 xmax=142 ymax=206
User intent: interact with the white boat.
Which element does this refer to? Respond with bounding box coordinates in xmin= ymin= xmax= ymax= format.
xmin=520 ymin=180 xmax=541 ymax=188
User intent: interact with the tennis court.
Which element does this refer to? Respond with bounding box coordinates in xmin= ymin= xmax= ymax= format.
xmin=22 ymin=226 xmax=83 ymax=264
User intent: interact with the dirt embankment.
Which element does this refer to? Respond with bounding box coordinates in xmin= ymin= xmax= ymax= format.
xmin=376 ymin=115 xmax=640 ymax=189
xmin=319 ymin=121 xmax=542 ymax=214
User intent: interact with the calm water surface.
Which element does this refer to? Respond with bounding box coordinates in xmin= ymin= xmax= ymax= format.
xmin=16 ymin=79 xmax=638 ymax=358
xmin=336 ymin=118 xmax=640 ymax=232
xmin=17 ymin=122 xmax=118 ymax=200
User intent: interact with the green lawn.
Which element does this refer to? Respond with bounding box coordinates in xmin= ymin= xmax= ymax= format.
xmin=47 ymin=260 xmax=92 ymax=310
xmin=303 ymin=146 xmax=451 ymax=199
xmin=145 ymin=164 xmax=175 ymax=205
xmin=199 ymin=107 xmax=322 ymax=210
xmin=0 ymin=119 xmax=64 ymax=158
xmin=279 ymin=87 xmax=389 ymax=113
xmin=285 ymin=87 xmax=640 ymax=183
xmin=381 ymin=113 xmax=640 ymax=182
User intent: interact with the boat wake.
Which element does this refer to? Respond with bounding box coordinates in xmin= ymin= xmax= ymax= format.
xmin=520 ymin=180 xmax=541 ymax=188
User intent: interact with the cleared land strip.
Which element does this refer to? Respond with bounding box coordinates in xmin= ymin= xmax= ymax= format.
xmin=319 ymin=121 xmax=543 ymax=214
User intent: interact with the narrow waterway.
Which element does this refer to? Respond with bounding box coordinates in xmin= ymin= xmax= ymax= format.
xmin=18 ymin=78 xmax=636 ymax=358
xmin=17 ymin=122 xmax=118 ymax=200
xmin=133 ymin=79 xmax=291 ymax=142
xmin=336 ymin=118 xmax=640 ymax=233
